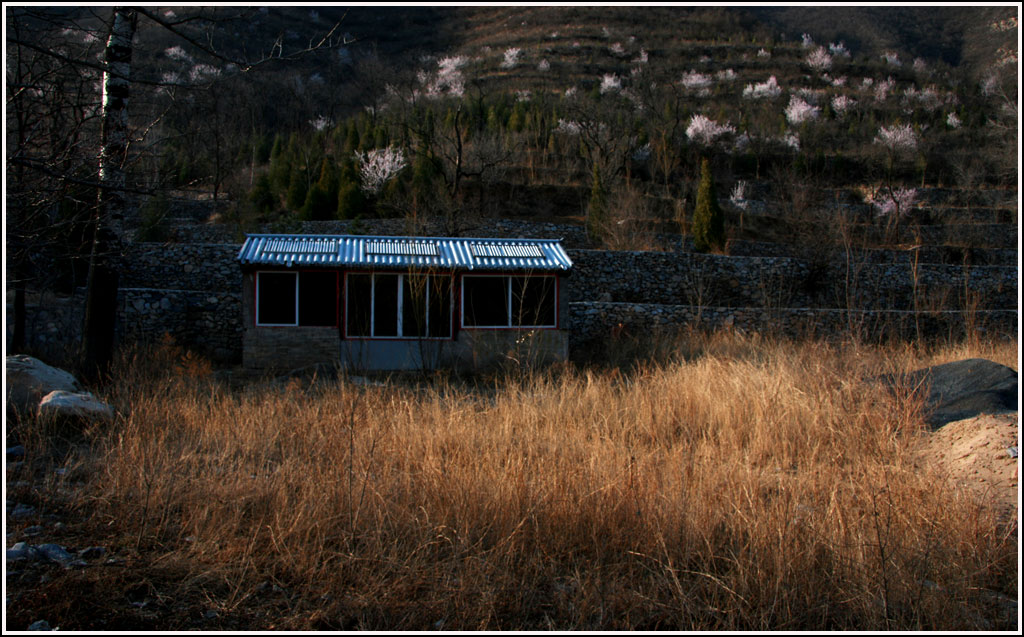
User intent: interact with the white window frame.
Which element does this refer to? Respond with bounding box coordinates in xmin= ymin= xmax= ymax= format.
xmin=255 ymin=271 xmax=298 ymax=326
xmin=344 ymin=272 xmax=453 ymax=339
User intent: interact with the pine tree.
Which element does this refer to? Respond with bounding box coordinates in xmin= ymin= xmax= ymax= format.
xmin=286 ymin=165 xmax=308 ymax=211
xmin=336 ymin=156 xmax=366 ymax=219
xmin=692 ymin=158 xmax=725 ymax=253
xmin=250 ymin=173 xmax=276 ymax=215
xmin=587 ymin=163 xmax=607 ymax=242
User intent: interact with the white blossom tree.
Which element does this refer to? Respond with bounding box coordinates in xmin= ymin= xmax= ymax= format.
xmin=742 ymin=76 xmax=782 ymax=100
xmin=680 ymin=70 xmax=713 ymax=95
xmin=599 ymin=73 xmax=622 ymax=94
xmin=829 ymin=41 xmax=850 ymax=58
xmin=686 ymin=114 xmax=735 ymax=147
xmin=805 ymin=46 xmax=832 ymax=72
xmin=869 ymin=186 xmax=917 ymax=219
xmin=831 ymin=95 xmax=857 ymax=117
xmin=500 ymin=46 xmax=521 ymax=69
xmin=355 ymin=146 xmax=408 ymax=195
xmin=785 ymin=96 xmax=820 ymax=125
xmin=874 ymin=123 xmax=919 ymax=156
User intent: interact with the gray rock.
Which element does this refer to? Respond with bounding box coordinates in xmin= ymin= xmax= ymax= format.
xmin=35 ymin=543 xmax=74 ymax=566
xmin=7 ymin=445 xmax=26 ymax=460
xmin=898 ymin=358 xmax=1018 ymax=429
xmin=11 ymin=503 xmax=37 ymax=519
xmin=5 ymin=355 xmax=82 ymax=414
xmin=7 ymin=542 xmax=38 ymax=561
xmin=37 ymin=391 xmax=114 ymax=424
xmin=27 ymin=620 xmax=53 ymax=631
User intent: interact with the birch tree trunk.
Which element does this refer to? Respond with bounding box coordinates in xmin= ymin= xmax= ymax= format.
xmin=80 ymin=7 xmax=136 ymax=378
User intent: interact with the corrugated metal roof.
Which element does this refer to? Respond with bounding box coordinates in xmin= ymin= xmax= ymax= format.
xmin=238 ymin=234 xmax=574 ymax=271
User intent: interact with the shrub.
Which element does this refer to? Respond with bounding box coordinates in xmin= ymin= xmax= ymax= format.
xmin=692 ymin=158 xmax=725 ymax=252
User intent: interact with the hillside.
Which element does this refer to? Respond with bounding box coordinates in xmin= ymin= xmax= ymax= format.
xmin=6 ymin=5 xmax=1020 ymax=300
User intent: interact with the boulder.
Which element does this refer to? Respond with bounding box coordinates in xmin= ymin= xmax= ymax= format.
xmin=903 ymin=358 xmax=1018 ymax=429
xmin=36 ymin=391 xmax=114 ymax=425
xmin=5 ymin=355 xmax=82 ymax=414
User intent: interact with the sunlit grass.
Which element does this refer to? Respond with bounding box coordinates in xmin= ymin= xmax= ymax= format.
xmin=60 ymin=331 xmax=1019 ymax=630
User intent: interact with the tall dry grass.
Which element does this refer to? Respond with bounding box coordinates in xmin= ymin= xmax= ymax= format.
xmin=61 ymin=332 xmax=1017 ymax=630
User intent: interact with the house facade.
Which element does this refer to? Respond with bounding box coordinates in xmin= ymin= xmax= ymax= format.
xmin=238 ymin=234 xmax=573 ymax=372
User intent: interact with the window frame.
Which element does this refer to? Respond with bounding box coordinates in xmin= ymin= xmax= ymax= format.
xmin=460 ymin=273 xmax=559 ymax=330
xmin=343 ymin=271 xmax=454 ymax=340
xmin=254 ymin=269 xmax=339 ymax=328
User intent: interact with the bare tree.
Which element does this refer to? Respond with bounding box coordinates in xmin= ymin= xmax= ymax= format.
xmin=6 ymin=6 xmax=349 ymax=376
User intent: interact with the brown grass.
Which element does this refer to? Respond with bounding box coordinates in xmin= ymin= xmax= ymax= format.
xmin=23 ymin=332 xmax=1019 ymax=630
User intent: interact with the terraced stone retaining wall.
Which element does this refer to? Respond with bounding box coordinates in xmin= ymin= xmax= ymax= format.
xmin=11 ymin=238 xmax=1018 ymax=367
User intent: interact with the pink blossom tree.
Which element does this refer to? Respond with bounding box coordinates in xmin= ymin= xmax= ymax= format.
xmin=785 ymin=96 xmax=820 ymax=125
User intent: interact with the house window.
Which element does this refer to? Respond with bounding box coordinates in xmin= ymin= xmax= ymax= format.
xmin=255 ymin=271 xmax=338 ymax=327
xmin=345 ymin=272 xmax=452 ymax=339
xmin=462 ymin=275 xmax=557 ymax=328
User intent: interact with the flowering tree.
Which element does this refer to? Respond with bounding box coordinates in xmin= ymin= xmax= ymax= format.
xmin=500 ymin=47 xmax=521 ymax=69
xmin=730 ymin=180 xmax=750 ymax=210
xmin=882 ymin=51 xmax=901 ymax=67
xmin=355 ymin=146 xmax=407 ymax=195
xmin=309 ymin=115 xmax=333 ymax=132
xmin=599 ymin=73 xmax=622 ymax=94
xmin=686 ymin=114 xmax=735 ymax=147
xmin=680 ymin=70 xmax=713 ymax=95
xmin=831 ymin=95 xmax=857 ymax=117
xmin=784 ymin=96 xmax=820 ymax=125
xmin=742 ymin=76 xmax=782 ymax=100
xmin=869 ymin=186 xmax=917 ymax=219
xmin=715 ymin=69 xmax=737 ymax=82
xmin=419 ymin=55 xmax=467 ymax=99
xmin=805 ymin=46 xmax=832 ymax=72
xmin=874 ymin=123 xmax=918 ymax=156
xmin=829 ymin=41 xmax=850 ymax=58
xmin=873 ymin=76 xmax=896 ymax=103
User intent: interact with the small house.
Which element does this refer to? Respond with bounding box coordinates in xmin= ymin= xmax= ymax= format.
xmin=238 ymin=233 xmax=574 ymax=372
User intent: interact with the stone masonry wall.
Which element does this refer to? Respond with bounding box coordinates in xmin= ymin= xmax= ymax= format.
xmin=569 ymin=302 xmax=1018 ymax=353
xmin=565 ymin=249 xmax=1017 ymax=313
xmin=13 ymin=232 xmax=1018 ymax=367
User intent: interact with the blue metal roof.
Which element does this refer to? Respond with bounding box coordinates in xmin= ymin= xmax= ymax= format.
xmin=237 ymin=234 xmax=574 ymax=272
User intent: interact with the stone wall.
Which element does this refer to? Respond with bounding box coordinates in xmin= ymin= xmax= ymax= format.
xmin=565 ymin=249 xmax=1017 ymax=313
xmin=569 ymin=302 xmax=1018 ymax=353
xmin=119 ymin=288 xmax=243 ymax=363
xmin=12 ymin=228 xmax=1018 ymax=367
xmin=120 ymin=243 xmax=241 ymax=292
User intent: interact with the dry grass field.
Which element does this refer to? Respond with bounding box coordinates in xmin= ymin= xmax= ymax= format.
xmin=5 ymin=331 xmax=1019 ymax=630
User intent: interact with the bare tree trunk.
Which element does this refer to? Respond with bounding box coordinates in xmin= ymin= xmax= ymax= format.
xmin=81 ymin=7 xmax=136 ymax=379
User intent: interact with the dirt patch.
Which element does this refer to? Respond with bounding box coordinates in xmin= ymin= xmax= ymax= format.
xmin=914 ymin=412 xmax=1019 ymax=518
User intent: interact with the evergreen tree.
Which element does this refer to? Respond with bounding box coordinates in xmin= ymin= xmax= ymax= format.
xmin=250 ymin=173 xmax=276 ymax=215
xmin=586 ymin=163 xmax=607 ymax=241
xmin=692 ymin=158 xmax=725 ymax=253
xmin=286 ymin=164 xmax=308 ymax=211
xmin=336 ymin=155 xmax=366 ymax=219
xmin=301 ymin=157 xmax=341 ymax=220
xmin=301 ymin=184 xmax=334 ymax=220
